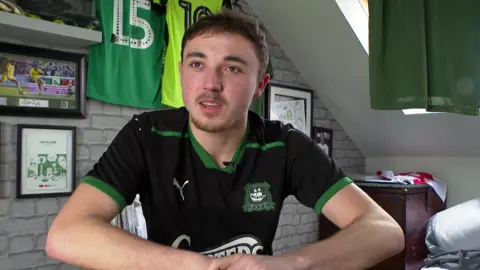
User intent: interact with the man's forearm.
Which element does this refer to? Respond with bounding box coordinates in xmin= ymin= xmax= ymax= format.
xmin=282 ymin=213 xmax=405 ymax=270
xmin=46 ymin=217 xmax=211 ymax=270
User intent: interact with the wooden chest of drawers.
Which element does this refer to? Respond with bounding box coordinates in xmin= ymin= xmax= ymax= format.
xmin=318 ymin=182 xmax=446 ymax=270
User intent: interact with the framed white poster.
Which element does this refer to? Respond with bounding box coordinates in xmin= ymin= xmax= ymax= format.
xmin=16 ymin=124 xmax=76 ymax=198
xmin=266 ymin=83 xmax=313 ymax=138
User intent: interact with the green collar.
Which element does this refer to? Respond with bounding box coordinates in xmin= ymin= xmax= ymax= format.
xmin=188 ymin=121 xmax=249 ymax=173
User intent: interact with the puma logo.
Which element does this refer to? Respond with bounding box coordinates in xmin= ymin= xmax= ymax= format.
xmin=173 ymin=178 xmax=189 ymax=201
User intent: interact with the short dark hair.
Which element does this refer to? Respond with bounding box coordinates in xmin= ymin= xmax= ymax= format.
xmin=181 ymin=8 xmax=269 ymax=75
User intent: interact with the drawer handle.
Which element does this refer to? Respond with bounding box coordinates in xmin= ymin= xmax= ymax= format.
xmin=411 ymin=246 xmax=416 ymax=256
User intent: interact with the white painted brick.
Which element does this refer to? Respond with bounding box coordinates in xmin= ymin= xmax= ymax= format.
xmin=90 ymin=145 xmax=108 ymax=160
xmin=291 ymin=214 xmax=300 ymax=225
xmin=11 ymin=201 xmax=35 ymax=217
xmin=0 ymin=234 xmax=8 ymax=254
xmin=278 ymin=214 xmax=291 ymax=226
xmin=297 ymin=223 xmax=315 ymax=234
xmin=331 ymin=121 xmax=343 ymax=131
xmin=274 ymin=227 xmax=281 ymax=240
xmin=91 ymin=115 xmax=129 ymax=130
xmin=5 ymin=251 xmax=44 ymax=269
xmin=280 ymin=204 xmax=297 ymax=215
xmin=0 ymin=199 xmax=10 ymax=216
xmin=88 ymin=99 xmax=104 ymax=115
xmin=301 ymin=213 xmax=318 ymax=224
xmin=313 ymin=109 xmax=327 ymax=120
xmin=0 ymin=125 xmax=13 ymax=145
xmin=7 ymin=217 xmax=45 ymax=234
xmin=35 ymin=234 xmax=47 ymax=249
xmin=77 ymin=145 xmax=90 ymax=161
xmin=309 ymin=232 xmax=319 ymax=242
xmin=0 ymin=145 xmax=15 ymax=163
xmin=46 ymin=117 xmax=91 ymax=128
xmin=284 ymin=195 xmax=297 ymax=204
xmin=103 ymin=103 xmax=122 ymax=115
xmin=291 ymin=235 xmax=300 ymax=246
xmin=282 ymin=226 xmax=295 ymax=238
xmin=335 ymin=159 xmax=349 ymax=168
xmin=0 ymin=217 xmax=8 ymax=233
xmin=333 ymin=150 xmax=346 ymax=159
xmin=82 ymin=129 xmax=103 ymax=144
xmin=272 ymin=70 xmax=284 ymax=81
xmin=314 ymin=120 xmax=331 ymax=128
xmin=47 ymin=215 xmax=56 ymax=230
xmin=300 ymin=234 xmax=310 ymax=244
xmin=9 ymin=235 xmax=34 ymax=253
xmin=0 ymin=165 xmax=10 ymax=182
xmin=57 ymin=197 xmax=69 ymax=210
xmin=36 ymin=199 xmax=58 ymax=215
xmin=333 ymin=141 xmax=349 ymax=150
xmin=346 ymin=150 xmax=360 ymax=158
xmin=104 ymin=130 xmax=119 ymax=144
xmin=297 ymin=204 xmax=313 ymax=214
xmin=79 ymin=162 xmax=95 ymax=179
xmin=283 ymin=71 xmax=296 ymax=83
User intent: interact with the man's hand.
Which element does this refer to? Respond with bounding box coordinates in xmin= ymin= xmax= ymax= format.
xmin=209 ymin=254 xmax=310 ymax=270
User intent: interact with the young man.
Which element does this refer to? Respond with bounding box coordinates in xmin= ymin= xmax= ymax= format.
xmin=46 ymin=8 xmax=404 ymax=270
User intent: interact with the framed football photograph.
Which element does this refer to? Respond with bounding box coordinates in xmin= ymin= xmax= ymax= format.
xmin=16 ymin=124 xmax=76 ymax=198
xmin=0 ymin=42 xmax=86 ymax=118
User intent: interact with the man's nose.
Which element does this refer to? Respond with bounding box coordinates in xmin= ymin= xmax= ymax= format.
xmin=203 ymin=68 xmax=222 ymax=91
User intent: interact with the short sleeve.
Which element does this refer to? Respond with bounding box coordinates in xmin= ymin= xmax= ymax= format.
xmin=80 ymin=115 xmax=147 ymax=211
xmin=286 ymin=128 xmax=353 ymax=214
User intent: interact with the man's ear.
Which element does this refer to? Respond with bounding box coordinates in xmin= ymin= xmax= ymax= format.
xmin=254 ymin=73 xmax=270 ymax=98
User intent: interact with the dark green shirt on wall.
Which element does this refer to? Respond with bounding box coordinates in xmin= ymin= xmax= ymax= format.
xmin=87 ymin=0 xmax=166 ymax=109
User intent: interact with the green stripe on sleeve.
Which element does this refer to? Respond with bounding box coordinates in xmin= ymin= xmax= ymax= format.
xmin=81 ymin=176 xmax=127 ymax=210
xmin=314 ymin=177 xmax=353 ymax=214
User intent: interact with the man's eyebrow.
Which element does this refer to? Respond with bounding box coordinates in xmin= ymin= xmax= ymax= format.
xmin=224 ymin=55 xmax=248 ymax=66
xmin=185 ymin=51 xmax=206 ymax=59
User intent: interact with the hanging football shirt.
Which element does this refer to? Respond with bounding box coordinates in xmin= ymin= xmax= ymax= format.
xmin=87 ymin=0 xmax=166 ymax=109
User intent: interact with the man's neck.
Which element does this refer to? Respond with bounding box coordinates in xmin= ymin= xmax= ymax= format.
xmin=189 ymin=117 xmax=248 ymax=168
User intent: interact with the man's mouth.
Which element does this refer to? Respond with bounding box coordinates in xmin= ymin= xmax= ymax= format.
xmin=200 ymin=101 xmax=221 ymax=107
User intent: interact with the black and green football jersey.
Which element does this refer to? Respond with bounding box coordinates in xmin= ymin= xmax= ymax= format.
xmin=81 ymin=107 xmax=352 ymax=256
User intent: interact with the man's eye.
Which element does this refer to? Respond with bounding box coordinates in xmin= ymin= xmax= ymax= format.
xmin=190 ymin=62 xmax=203 ymax=68
xmin=227 ymin=66 xmax=241 ymax=73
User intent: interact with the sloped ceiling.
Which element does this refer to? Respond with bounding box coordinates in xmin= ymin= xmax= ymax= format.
xmin=246 ymin=0 xmax=480 ymax=157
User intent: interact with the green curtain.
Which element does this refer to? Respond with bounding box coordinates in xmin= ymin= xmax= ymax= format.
xmin=369 ymin=0 xmax=480 ymax=115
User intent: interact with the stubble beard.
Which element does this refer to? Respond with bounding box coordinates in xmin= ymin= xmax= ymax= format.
xmin=190 ymin=114 xmax=230 ymax=133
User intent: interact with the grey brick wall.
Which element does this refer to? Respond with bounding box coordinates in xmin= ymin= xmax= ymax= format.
xmin=265 ymin=32 xmax=365 ymax=256
xmin=0 ymin=11 xmax=365 ymax=270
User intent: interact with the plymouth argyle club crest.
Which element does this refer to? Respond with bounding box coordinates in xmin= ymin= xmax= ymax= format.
xmin=242 ymin=182 xmax=275 ymax=212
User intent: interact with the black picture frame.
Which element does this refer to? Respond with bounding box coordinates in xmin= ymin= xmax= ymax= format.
xmin=313 ymin=126 xmax=333 ymax=158
xmin=0 ymin=42 xmax=87 ymax=118
xmin=16 ymin=124 xmax=76 ymax=198
xmin=265 ymin=83 xmax=313 ymax=138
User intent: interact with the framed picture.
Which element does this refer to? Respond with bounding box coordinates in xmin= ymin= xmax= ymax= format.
xmin=313 ymin=126 xmax=333 ymax=158
xmin=266 ymin=83 xmax=313 ymax=137
xmin=0 ymin=42 xmax=86 ymax=118
xmin=16 ymin=124 xmax=76 ymax=198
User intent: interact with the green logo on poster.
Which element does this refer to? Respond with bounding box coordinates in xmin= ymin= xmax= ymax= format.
xmin=242 ymin=182 xmax=275 ymax=213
